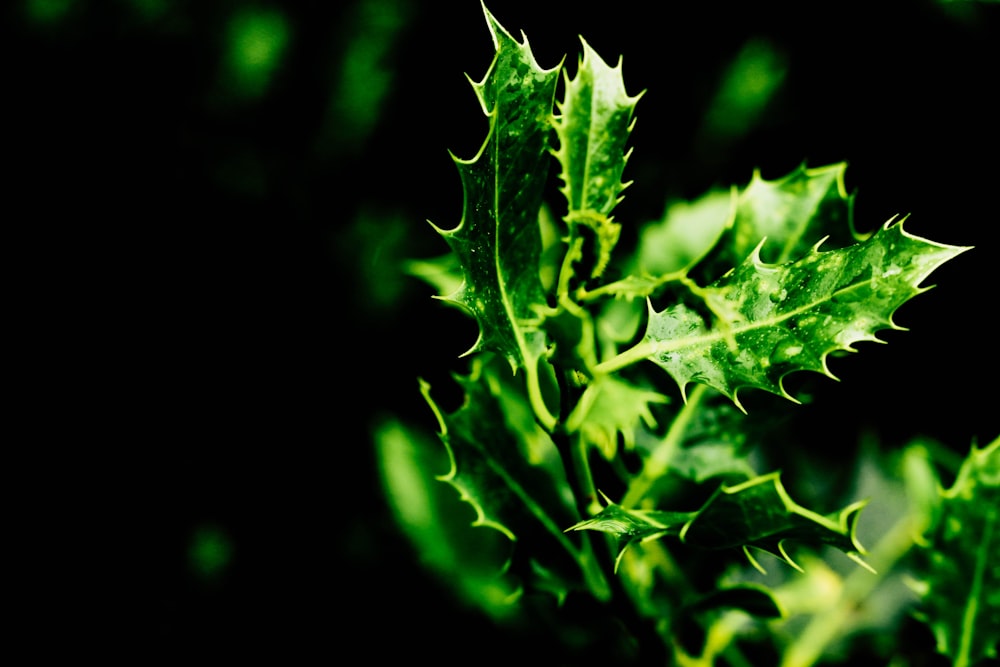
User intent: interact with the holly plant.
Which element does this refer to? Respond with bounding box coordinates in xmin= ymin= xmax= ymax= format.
xmin=375 ymin=4 xmax=996 ymax=665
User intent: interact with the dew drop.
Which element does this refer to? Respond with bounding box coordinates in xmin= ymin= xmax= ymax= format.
xmin=771 ymin=339 xmax=804 ymax=364
xmin=881 ymin=264 xmax=902 ymax=278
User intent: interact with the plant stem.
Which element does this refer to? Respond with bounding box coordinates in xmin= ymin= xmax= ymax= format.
xmin=594 ymin=339 xmax=656 ymax=375
xmin=550 ymin=426 xmax=611 ymax=602
xmin=622 ymin=383 xmax=708 ymax=508
xmin=525 ymin=361 xmax=557 ymax=431
xmin=570 ymin=432 xmax=603 ymax=516
xmin=956 ymin=501 xmax=995 ymax=667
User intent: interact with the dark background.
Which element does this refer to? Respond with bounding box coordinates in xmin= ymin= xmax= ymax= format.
xmin=15 ymin=0 xmax=997 ymax=660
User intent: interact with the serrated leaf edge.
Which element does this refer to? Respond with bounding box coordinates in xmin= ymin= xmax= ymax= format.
xmin=598 ymin=215 xmax=971 ymax=411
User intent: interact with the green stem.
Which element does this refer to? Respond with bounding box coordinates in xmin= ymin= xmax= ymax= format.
xmin=551 ymin=427 xmax=610 ymax=602
xmin=576 ymin=269 xmax=688 ymax=303
xmin=622 ymin=383 xmax=708 ymax=508
xmin=956 ymin=501 xmax=995 ymax=667
xmin=556 ymin=233 xmax=585 ymax=303
xmin=570 ymin=432 xmax=603 ymax=516
xmin=525 ymin=361 xmax=557 ymax=431
xmin=594 ymin=339 xmax=656 ymax=375
xmin=577 ymin=532 xmax=613 ymax=602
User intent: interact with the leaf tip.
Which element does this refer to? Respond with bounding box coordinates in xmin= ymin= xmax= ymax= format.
xmin=480 ymin=0 xmax=504 ymax=50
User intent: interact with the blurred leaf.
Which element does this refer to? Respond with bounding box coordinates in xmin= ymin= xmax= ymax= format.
xmin=909 ymin=437 xmax=1000 ymax=666
xmin=375 ymin=415 xmax=522 ymax=618
xmin=221 ymin=7 xmax=291 ymax=101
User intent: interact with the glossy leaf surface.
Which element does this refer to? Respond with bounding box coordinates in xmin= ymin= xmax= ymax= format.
xmin=433 ymin=6 xmax=559 ymax=376
xmin=638 ymin=219 xmax=968 ymax=406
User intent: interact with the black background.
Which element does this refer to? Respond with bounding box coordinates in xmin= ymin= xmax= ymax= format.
xmin=15 ymin=0 xmax=998 ymax=661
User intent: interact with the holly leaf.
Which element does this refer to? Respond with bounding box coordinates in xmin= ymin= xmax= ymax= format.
xmin=565 ymin=374 xmax=669 ymax=459
xmin=421 ymin=356 xmax=609 ymax=601
xmin=695 ymin=162 xmax=863 ymax=283
xmin=668 ymin=442 xmax=757 ymax=483
xmin=432 ymin=5 xmax=559 ymax=378
xmin=909 ymin=437 xmax=1000 ymax=666
xmin=678 ymin=472 xmax=869 ymax=573
xmin=634 ymin=188 xmax=735 ymax=279
xmin=374 ymin=418 xmax=522 ymax=618
xmin=568 ymin=472 xmax=869 ymax=574
xmin=553 ymin=37 xmax=642 ymax=278
xmin=602 ymin=162 xmax=859 ymax=299
xmin=634 ymin=218 xmax=969 ymax=406
xmin=566 ymin=502 xmax=690 ymax=571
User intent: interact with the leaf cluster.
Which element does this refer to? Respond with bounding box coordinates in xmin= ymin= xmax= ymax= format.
xmin=375 ymin=4 xmax=989 ymax=664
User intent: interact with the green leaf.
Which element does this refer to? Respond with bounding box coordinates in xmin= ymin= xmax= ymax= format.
xmin=679 ymin=473 xmax=869 ymax=573
xmin=553 ymin=37 xmax=642 ymax=278
xmin=616 ymin=218 xmax=968 ymax=406
xmin=568 ymin=472 xmax=869 ymax=573
xmin=432 ymin=5 xmax=559 ymax=380
xmin=598 ymin=162 xmax=857 ymax=299
xmin=374 ymin=417 xmax=522 ymax=618
xmin=567 ymin=502 xmax=690 ymax=571
xmin=668 ymin=442 xmax=757 ymax=483
xmin=910 ymin=437 xmax=1000 ymax=667
xmin=634 ymin=188 xmax=735 ymax=279
xmin=696 ymin=162 xmax=863 ymax=282
xmin=404 ymin=253 xmax=464 ymax=301
xmin=421 ymin=356 xmax=608 ymax=600
xmin=565 ymin=374 xmax=669 ymax=459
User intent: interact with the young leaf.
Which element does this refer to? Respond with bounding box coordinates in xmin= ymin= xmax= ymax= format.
xmin=431 ymin=5 xmax=560 ymax=410
xmin=909 ymin=437 xmax=1000 ymax=667
xmin=565 ymin=374 xmax=669 ymax=459
xmin=602 ymin=218 xmax=969 ymax=406
xmin=553 ymin=37 xmax=642 ymax=278
xmin=569 ymin=472 xmax=868 ymax=574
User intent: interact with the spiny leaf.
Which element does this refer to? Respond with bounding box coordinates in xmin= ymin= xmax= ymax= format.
xmin=420 ymin=356 xmax=602 ymax=599
xmin=431 ymin=4 xmax=559 ymax=378
xmin=679 ymin=473 xmax=870 ymax=574
xmin=567 ymin=502 xmax=689 ymax=571
xmin=695 ymin=162 xmax=863 ymax=282
xmin=635 ymin=218 xmax=969 ymax=407
xmin=374 ymin=418 xmax=522 ymax=618
xmin=596 ymin=163 xmax=859 ymax=300
xmin=553 ymin=37 xmax=642 ymax=278
xmin=568 ymin=472 xmax=869 ymax=574
xmin=909 ymin=437 xmax=1000 ymax=667
xmin=565 ymin=374 xmax=669 ymax=459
